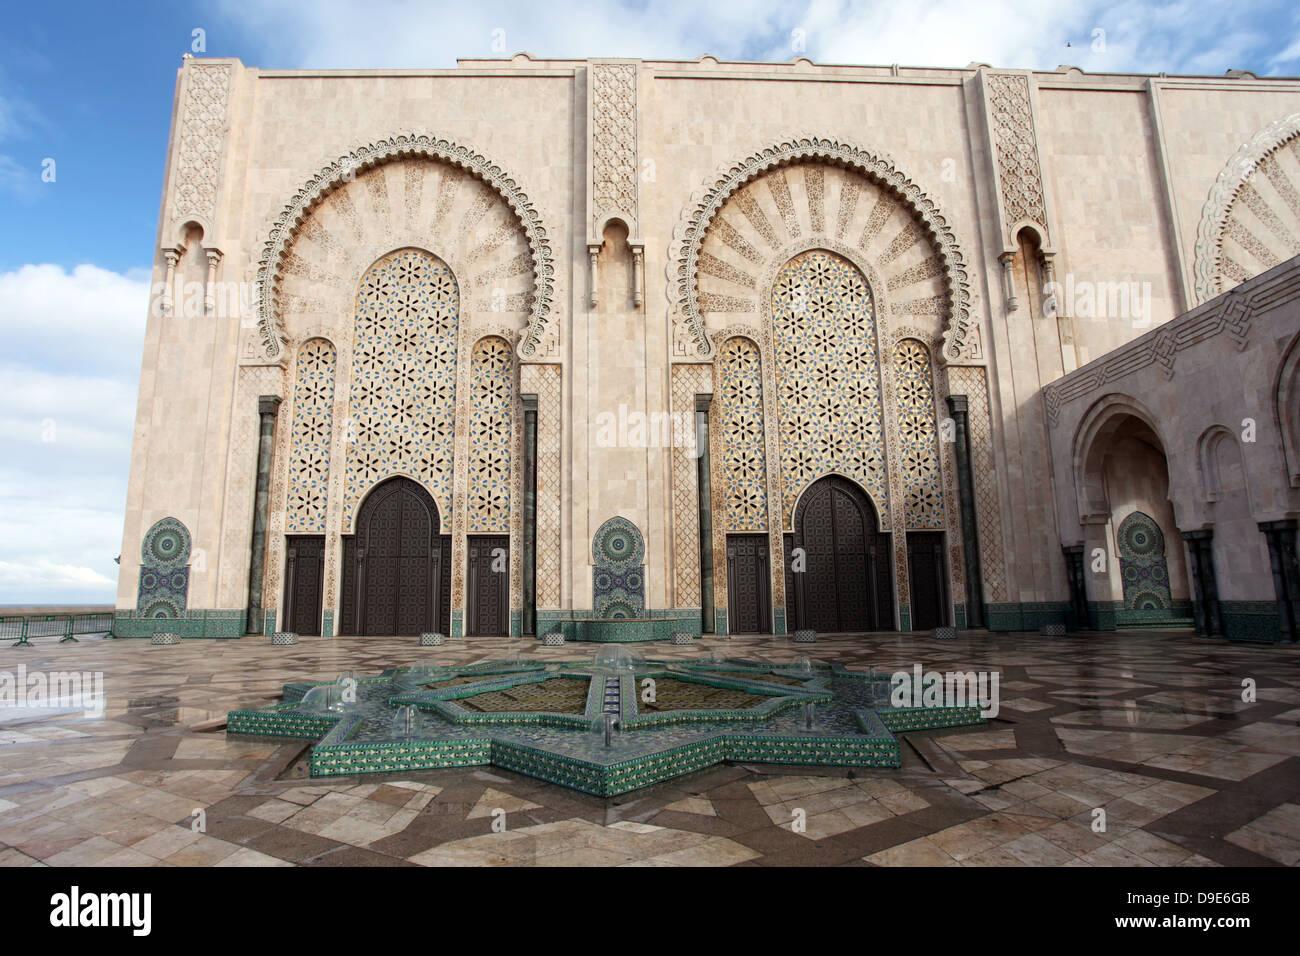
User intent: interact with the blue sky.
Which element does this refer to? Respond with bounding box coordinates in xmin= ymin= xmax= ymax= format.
xmin=1 ymin=0 xmax=1298 ymax=604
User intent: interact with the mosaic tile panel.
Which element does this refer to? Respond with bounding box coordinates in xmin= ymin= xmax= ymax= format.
xmin=467 ymin=336 xmax=514 ymax=533
xmin=344 ymin=249 xmax=459 ymax=528
xmin=891 ymin=339 xmax=945 ymax=530
xmin=772 ymin=250 xmax=889 ymax=526
xmin=717 ymin=337 xmax=768 ymax=531
xmin=286 ymin=339 xmax=336 ymax=533
xmin=136 ymin=517 xmax=192 ymax=618
xmin=593 ymin=516 xmax=646 ymax=618
xmin=1118 ymin=511 xmax=1173 ymax=611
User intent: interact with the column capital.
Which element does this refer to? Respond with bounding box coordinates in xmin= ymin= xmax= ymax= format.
xmin=258 ymin=394 xmax=283 ymax=417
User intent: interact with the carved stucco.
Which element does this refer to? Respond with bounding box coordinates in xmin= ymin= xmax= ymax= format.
xmin=1193 ymin=113 xmax=1300 ymax=304
xmin=667 ymin=136 xmax=976 ymax=364
xmin=255 ymin=133 xmax=556 ymax=363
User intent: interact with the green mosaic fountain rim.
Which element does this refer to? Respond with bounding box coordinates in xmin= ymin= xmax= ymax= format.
xmin=226 ymin=657 xmax=985 ymax=796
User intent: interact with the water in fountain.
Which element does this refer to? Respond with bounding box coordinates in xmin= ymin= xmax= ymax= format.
xmin=593 ymin=646 xmax=639 ymax=673
xmin=802 ymin=701 xmax=817 ymax=731
xmin=390 ymin=704 xmax=418 ymax=738
xmin=301 ymin=683 xmax=348 ymax=713
xmin=587 ymin=714 xmax=620 ymax=749
xmin=795 ymin=655 xmax=814 ymax=675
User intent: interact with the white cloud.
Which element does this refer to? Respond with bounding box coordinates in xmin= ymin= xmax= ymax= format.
xmin=214 ymin=0 xmax=1289 ymax=75
xmin=0 ymin=263 xmax=150 ymax=604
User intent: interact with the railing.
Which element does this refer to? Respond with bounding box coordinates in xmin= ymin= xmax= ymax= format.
xmin=0 ymin=611 xmax=114 ymax=647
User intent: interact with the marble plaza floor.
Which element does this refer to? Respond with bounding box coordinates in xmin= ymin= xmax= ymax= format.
xmin=0 ymin=629 xmax=1297 ymax=867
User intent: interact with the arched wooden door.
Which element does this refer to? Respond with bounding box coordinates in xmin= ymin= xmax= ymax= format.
xmin=791 ymin=475 xmax=893 ymax=632
xmin=342 ymin=477 xmax=442 ymax=636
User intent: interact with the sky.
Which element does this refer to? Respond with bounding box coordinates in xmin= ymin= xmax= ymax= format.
xmin=0 ymin=0 xmax=1298 ymax=604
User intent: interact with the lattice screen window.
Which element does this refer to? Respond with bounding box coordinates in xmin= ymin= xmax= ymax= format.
xmin=468 ymin=336 xmax=513 ymax=532
xmin=718 ymin=336 xmax=768 ymax=531
xmin=772 ymin=250 xmax=888 ymax=525
xmin=286 ymin=338 xmax=337 ymax=532
xmin=892 ymin=339 xmax=945 ymax=529
xmin=344 ymin=249 xmax=459 ymax=528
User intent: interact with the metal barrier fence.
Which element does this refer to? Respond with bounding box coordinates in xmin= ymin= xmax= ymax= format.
xmin=1 ymin=612 xmax=112 ymax=646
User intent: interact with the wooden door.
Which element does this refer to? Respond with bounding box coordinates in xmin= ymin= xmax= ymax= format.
xmin=906 ymin=531 xmax=948 ymax=631
xmin=468 ymin=535 xmax=509 ymax=636
xmin=283 ymin=536 xmax=324 ymax=636
xmin=726 ymin=534 xmax=771 ymax=634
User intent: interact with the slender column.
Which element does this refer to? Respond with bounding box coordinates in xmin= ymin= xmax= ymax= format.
xmin=999 ymin=251 xmax=1019 ymax=313
xmin=204 ymin=249 xmax=222 ymax=315
xmin=631 ymin=246 xmax=644 ymax=308
xmin=523 ymin=395 xmax=538 ymax=636
xmin=588 ymin=245 xmax=600 ymax=309
xmin=162 ymin=249 xmax=180 ymax=315
xmin=946 ymin=394 xmax=984 ymax=628
xmin=695 ymin=395 xmax=715 ymax=633
xmin=246 ymin=395 xmax=282 ymax=634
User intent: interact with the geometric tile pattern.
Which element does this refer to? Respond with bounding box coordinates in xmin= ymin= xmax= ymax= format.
xmin=344 ymin=248 xmax=459 ymax=529
xmin=286 ymin=339 xmax=336 ymax=533
xmin=467 ymin=337 xmax=513 ymax=533
xmin=717 ymin=337 xmax=768 ymax=531
xmin=947 ymin=365 xmax=1008 ymax=602
xmin=592 ymin=516 xmax=646 ymax=619
xmin=891 ymin=339 xmax=945 ymax=530
xmin=1118 ymin=511 xmax=1172 ymax=611
xmin=521 ymin=364 xmax=562 ymax=608
xmin=772 ymin=250 xmax=889 ymax=526
xmin=671 ymin=363 xmax=711 ymax=607
xmin=135 ymin=517 xmax=192 ymax=618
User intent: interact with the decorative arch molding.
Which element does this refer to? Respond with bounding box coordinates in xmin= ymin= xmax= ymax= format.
xmin=1072 ymin=393 xmax=1168 ymax=522
xmin=667 ymin=135 xmax=974 ymax=363
xmin=788 ymin=469 xmax=888 ymax=534
xmin=1275 ymin=328 xmax=1300 ymax=488
xmin=255 ymin=131 xmax=556 ymax=362
xmin=1193 ymin=112 xmax=1300 ymax=305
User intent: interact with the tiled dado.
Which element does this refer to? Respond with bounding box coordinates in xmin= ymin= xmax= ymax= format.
xmin=111 ymin=609 xmax=246 ymax=639
xmin=536 ymin=608 xmax=702 ymax=642
xmin=985 ymin=602 xmax=1069 ymax=632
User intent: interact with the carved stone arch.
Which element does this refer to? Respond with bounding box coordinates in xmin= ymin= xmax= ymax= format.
xmin=1073 ymin=394 xmax=1169 ymax=522
xmin=255 ymin=131 xmax=556 ymax=362
xmin=348 ymin=469 xmax=444 ymax=535
xmin=667 ymin=135 xmax=974 ymax=363
xmin=788 ymin=469 xmax=888 ymax=534
xmin=1193 ymin=113 xmax=1300 ymax=304
xmin=1275 ymin=328 xmax=1300 ymax=488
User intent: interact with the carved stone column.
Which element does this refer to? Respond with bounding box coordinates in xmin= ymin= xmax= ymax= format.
xmin=246 ymin=395 xmax=282 ymax=634
xmin=946 ymin=394 xmax=984 ymax=628
xmin=204 ymin=249 xmax=223 ymax=315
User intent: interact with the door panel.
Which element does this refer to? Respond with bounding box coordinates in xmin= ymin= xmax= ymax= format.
xmin=793 ymin=475 xmax=894 ymax=633
xmin=468 ymin=536 xmax=509 ymax=636
xmin=342 ymin=477 xmax=440 ymax=636
xmin=726 ymin=534 xmax=771 ymax=634
xmin=907 ymin=531 xmax=947 ymax=631
xmin=283 ymin=536 xmax=324 ymax=636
